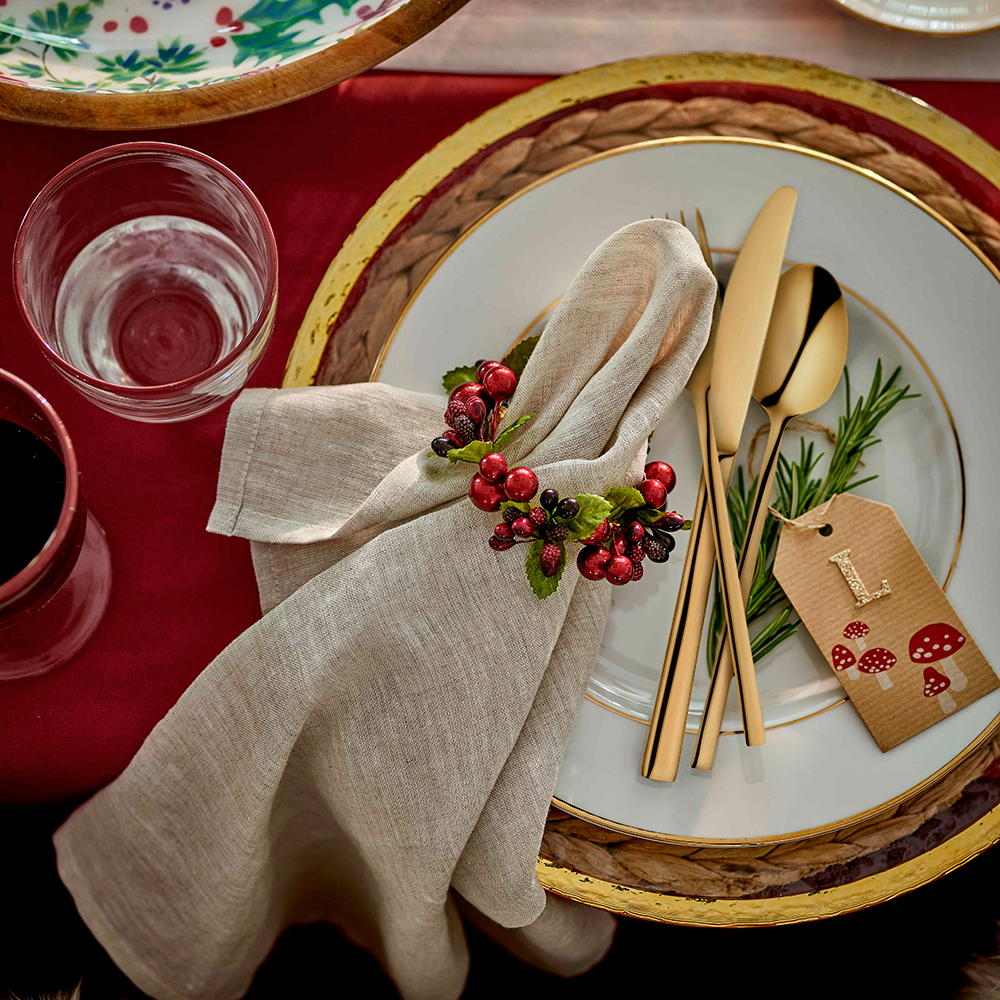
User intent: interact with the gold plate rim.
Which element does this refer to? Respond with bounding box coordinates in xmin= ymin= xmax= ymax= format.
xmin=288 ymin=53 xmax=1000 ymax=920
xmin=284 ymin=50 xmax=1000 ymax=390
xmin=373 ymin=134 xmax=995 ymax=849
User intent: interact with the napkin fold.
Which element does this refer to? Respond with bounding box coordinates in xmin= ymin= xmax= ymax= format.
xmin=54 ymin=219 xmax=715 ymax=1000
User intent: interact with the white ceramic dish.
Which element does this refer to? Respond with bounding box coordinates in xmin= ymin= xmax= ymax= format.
xmin=830 ymin=0 xmax=1000 ymax=34
xmin=377 ymin=137 xmax=1000 ymax=844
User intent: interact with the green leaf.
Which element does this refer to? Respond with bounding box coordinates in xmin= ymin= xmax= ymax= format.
xmin=606 ymin=485 xmax=645 ymax=523
xmin=10 ymin=61 xmax=45 ymax=78
xmin=28 ymin=3 xmax=92 ymax=57
xmin=441 ymin=366 xmax=479 ymax=395
xmin=445 ymin=440 xmax=492 ymax=464
xmin=0 ymin=17 xmax=19 ymax=55
xmin=502 ymin=335 xmax=540 ymax=379
xmin=493 ymin=413 xmax=534 ymax=452
xmin=499 ymin=500 xmax=530 ymax=518
xmin=231 ymin=22 xmax=318 ymax=66
xmin=560 ymin=494 xmax=613 ymax=542
xmin=525 ymin=538 xmax=566 ymax=599
xmin=146 ymin=39 xmax=209 ymax=75
xmin=239 ymin=0 xmax=352 ymax=30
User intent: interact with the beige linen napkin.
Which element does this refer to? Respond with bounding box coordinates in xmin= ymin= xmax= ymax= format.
xmin=54 ymin=219 xmax=715 ymax=1000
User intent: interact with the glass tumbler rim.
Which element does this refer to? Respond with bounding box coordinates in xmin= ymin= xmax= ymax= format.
xmin=0 ymin=367 xmax=82 ymax=612
xmin=12 ymin=140 xmax=279 ymax=397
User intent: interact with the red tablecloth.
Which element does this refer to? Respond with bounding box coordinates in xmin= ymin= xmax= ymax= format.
xmin=1 ymin=72 xmax=998 ymax=805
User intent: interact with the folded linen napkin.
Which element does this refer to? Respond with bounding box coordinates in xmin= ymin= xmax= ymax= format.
xmin=54 ymin=219 xmax=715 ymax=1000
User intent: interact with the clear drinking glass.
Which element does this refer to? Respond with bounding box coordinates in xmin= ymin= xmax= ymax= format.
xmin=0 ymin=368 xmax=112 ymax=680
xmin=13 ymin=142 xmax=278 ymax=423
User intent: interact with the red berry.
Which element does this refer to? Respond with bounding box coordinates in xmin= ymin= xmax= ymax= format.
xmin=638 ymin=478 xmax=667 ymax=509
xmin=483 ymin=365 xmax=518 ymax=401
xmin=644 ymin=462 xmax=676 ymax=492
xmin=580 ymin=518 xmax=610 ymax=546
xmin=449 ymin=381 xmax=486 ymax=406
xmin=652 ymin=510 xmax=686 ymax=532
xmin=477 ymin=360 xmax=502 ymax=382
xmin=611 ymin=535 xmax=628 ymax=556
xmin=442 ymin=429 xmax=463 ymax=448
xmin=606 ymin=555 xmax=634 ymax=586
xmin=466 ymin=396 xmax=487 ymax=424
xmin=503 ymin=467 xmax=538 ymax=502
xmin=444 ymin=399 xmax=467 ymax=429
xmin=469 ymin=474 xmax=505 ymax=511
xmin=628 ymin=542 xmax=646 ymax=563
xmin=626 ymin=521 xmax=645 ymax=544
xmin=540 ymin=541 xmax=561 ymax=577
xmin=577 ymin=545 xmax=611 ymax=580
xmin=494 ymin=523 xmax=514 ymax=541
xmin=512 ymin=516 xmax=535 ymax=537
xmin=489 ymin=536 xmax=514 ymax=551
xmin=478 ymin=452 xmax=508 ymax=484
xmin=631 ymin=560 xmax=644 ymax=582
xmin=529 ymin=506 xmax=547 ymax=525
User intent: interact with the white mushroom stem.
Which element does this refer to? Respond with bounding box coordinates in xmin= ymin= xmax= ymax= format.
xmin=939 ymin=691 xmax=957 ymax=715
xmin=847 ymin=666 xmax=860 ymax=681
xmin=854 ymin=637 xmax=867 ymax=652
xmin=939 ymin=656 xmax=968 ymax=692
xmin=876 ymin=672 xmax=892 ymax=691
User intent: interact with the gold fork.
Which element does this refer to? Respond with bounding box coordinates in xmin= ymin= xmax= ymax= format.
xmin=641 ymin=210 xmax=729 ymax=782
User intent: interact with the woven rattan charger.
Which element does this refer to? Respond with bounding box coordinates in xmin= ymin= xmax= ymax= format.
xmin=284 ymin=54 xmax=1000 ymax=925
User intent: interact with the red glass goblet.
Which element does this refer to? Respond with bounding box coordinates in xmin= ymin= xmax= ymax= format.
xmin=0 ymin=369 xmax=111 ymax=680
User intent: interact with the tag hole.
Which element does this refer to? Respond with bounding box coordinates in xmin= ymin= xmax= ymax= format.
xmin=818 ymin=524 xmax=833 ymax=536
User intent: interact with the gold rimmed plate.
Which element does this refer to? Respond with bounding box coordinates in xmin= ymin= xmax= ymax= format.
xmin=374 ymin=136 xmax=1000 ymax=846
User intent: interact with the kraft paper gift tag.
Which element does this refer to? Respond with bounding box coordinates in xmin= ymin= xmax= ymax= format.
xmin=773 ymin=493 xmax=998 ymax=751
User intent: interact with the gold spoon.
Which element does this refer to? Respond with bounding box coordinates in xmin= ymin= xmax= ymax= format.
xmin=691 ymin=263 xmax=849 ymax=770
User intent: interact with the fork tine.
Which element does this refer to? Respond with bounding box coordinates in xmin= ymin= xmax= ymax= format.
xmin=679 ymin=210 xmax=686 ymax=228
xmin=694 ymin=209 xmax=716 ymax=278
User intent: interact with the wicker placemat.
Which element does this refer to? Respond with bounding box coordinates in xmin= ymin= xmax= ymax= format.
xmin=315 ymin=95 xmax=1000 ymax=388
xmin=305 ymin=81 xmax=1000 ymax=904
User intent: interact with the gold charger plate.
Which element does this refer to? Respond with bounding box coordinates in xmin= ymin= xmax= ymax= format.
xmin=285 ymin=52 xmax=1000 ymax=924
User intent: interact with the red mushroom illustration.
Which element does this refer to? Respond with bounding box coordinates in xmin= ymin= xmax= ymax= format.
xmin=843 ymin=621 xmax=870 ymax=652
xmin=831 ymin=644 xmax=860 ymax=681
xmin=909 ymin=623 xmax=967 ymax=692
xmin=923 ymin=666 xmax=956 ymax=715
xmin=858 ymin=647 xmax=896 ymax=690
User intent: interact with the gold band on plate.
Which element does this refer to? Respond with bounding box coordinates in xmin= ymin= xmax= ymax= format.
xmin=290 ymin=58 xmax=1000 ymax=919
xmin=374 ymin=136 xmax=993 ymax=850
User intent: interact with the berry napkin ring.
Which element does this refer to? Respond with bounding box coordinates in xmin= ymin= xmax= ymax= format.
xmin=429 ymin=343 xmax=688 ymax=599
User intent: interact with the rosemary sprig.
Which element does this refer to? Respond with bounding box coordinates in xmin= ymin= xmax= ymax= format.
xmin=705 ymin=360 xmax=920 ymax=670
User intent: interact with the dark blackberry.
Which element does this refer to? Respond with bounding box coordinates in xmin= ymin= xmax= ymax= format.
xmin=454 ymin=413 xmax=476 ymax=444
xmin=546 ymin=523 xmax=568 ymax=542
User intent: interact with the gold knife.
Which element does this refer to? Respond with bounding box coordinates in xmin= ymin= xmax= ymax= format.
xmin=703 ymin=185 xmax=797 ymax=748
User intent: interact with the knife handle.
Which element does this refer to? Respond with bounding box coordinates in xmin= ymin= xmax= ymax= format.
xmin=692 ymin=417 xmax=784 ymax=768
xmin=704 ymin=398 xmax=765 ymax=746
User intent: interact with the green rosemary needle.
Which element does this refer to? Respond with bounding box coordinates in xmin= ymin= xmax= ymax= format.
xmin=706 ymin=360 xmax=920 ymax=670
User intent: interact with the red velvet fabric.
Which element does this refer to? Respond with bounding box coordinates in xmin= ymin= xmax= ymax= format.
xmin=0 ymin=72 xmax=997 ymax=805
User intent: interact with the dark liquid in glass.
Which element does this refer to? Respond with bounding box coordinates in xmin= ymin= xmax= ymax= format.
xmin=0 ymin=418 xmax=65 ymax=583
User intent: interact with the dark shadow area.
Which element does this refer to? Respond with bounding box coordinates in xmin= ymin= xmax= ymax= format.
xmin=3 ymin=802 xmax=996 ymax=999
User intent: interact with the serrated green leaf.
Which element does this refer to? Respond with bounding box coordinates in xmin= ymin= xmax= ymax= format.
xmin=445 ymin=440 xmax=492 ymax=464
xmin=560 ymin=494 xmax=613 ymax=542
xmin=493 ymin=413 xmax=534 ymax=452
xmin=502 ymin=335 xmax=540 ymax=379
xmin=499 ymin=500 xmax=530 ymax=518
xmin=442 ymin=365 xmax=479 ymax=395
xmin=606 ymin=485 xmax=645 ymax=523
xmin=525 ymin=538 xmax=566 ymax=599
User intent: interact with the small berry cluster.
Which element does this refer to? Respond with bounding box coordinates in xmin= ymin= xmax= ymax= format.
xmin=429 ymin=354 xmax=687 ymax=598
xmin=430 ymin=360 xmax=518 ymax=459
xmin=574 ymin=463 xmax=682 ymax=586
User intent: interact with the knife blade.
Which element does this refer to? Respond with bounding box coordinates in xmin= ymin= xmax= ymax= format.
xmin=704 ymin=185 xmax=797 ymax=746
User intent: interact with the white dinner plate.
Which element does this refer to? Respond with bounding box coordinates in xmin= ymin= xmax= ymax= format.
xmin=830 ymin=0 xmax=1000 ymax=34
xmin=376 ymin=137 xmax=1000 ymax=844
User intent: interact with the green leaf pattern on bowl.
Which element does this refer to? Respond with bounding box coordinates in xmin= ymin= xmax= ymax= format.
xmin=0 ymin=0 xmax=407 ymax=93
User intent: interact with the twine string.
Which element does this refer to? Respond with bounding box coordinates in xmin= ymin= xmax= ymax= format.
xmin=768 ymin=494 xmax=838 ymax=530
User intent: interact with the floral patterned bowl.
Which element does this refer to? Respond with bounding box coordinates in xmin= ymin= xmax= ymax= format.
xmin=0 ymin=0 xmax=469 ymax=128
